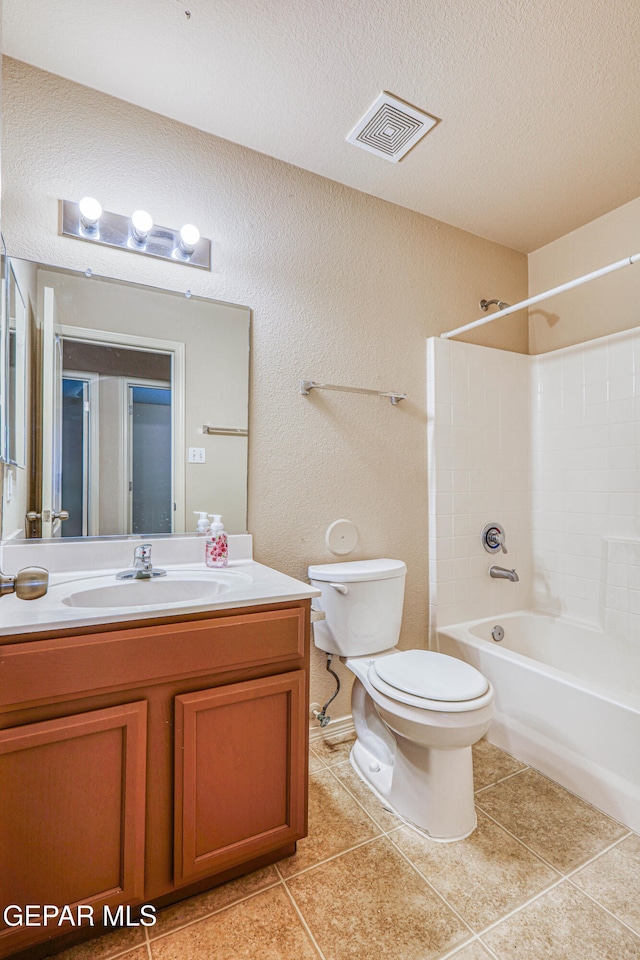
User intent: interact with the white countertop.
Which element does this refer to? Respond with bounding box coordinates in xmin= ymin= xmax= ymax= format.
xmin=0 ymin=557 xmax=321 ymax=638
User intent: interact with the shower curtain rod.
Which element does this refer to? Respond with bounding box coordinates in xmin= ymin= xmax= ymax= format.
xmin=441 ymin=251 xmax=640 ymax=340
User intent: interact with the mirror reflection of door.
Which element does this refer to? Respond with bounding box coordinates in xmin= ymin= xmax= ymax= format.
xmin=127 ymin=383 xmax=172 ymax=534
xmin=40 ymin=283 xmax=179 ymax=538
xmin=61 ymin=376 xmax=92 ymax=537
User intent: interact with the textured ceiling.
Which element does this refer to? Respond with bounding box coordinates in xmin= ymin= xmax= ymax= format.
xmin=3 ymin=0 xmax=640 ymax=252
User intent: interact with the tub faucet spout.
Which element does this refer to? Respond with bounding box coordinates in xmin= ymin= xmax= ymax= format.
xmin=489 ymin=565 xmax=519 ymax=582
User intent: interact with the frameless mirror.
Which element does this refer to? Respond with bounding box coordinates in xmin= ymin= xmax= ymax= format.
xmin=0 ymin=258 xmax=250 ymax=541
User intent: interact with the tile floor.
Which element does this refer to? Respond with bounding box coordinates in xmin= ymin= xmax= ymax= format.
xmin=56 ymin=734 xmax=640 ymax=960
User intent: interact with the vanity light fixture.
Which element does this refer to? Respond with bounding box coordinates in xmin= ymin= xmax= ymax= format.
xmin=78 ymin=196 xmax=102 ymax=232
xmin=177 ymin=223 xmax=200 ymax=257
xmin=130 ymin=209 xmax=153 ymax=244
xmin=60 ymin=199 xmax=211 ymax=270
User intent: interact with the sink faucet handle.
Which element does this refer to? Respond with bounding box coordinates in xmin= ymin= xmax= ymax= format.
xmin=134 ymin=543 xmax=152 ymax=562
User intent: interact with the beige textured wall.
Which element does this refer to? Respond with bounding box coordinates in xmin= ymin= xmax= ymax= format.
xmin=529 ymin=196 xmax=640 ymax=354
xmin=1 ymin=57 xmax=527 ymax=720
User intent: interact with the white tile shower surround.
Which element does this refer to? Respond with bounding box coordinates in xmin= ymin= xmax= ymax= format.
xmin=427 ymin=337 xmax=533 ymax=632
xmin=428 ymin=327 xmax=640 ymax=636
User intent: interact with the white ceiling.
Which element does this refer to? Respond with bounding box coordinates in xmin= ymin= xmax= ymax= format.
xmin=4 ymin=0 xmax=640 ymax=253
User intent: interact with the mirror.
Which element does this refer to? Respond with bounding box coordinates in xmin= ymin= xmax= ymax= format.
xmin=5 ymin=259 xmax=28 ymax=468
xmin=1 ymin=258 xmax=250 ymax=541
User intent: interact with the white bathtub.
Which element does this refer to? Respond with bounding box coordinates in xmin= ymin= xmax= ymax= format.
xmin=436 ymin=611 xmax=640 ymax=833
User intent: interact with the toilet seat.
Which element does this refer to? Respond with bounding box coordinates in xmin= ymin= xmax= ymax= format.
xmin=368 ymin=650 xmax=491 ymax=713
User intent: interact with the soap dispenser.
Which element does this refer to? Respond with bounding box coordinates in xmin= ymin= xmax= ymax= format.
xmin=205 ymin=515 xmax=228 ymax=568
xmin=194 ymin=511 xmax=209 ymax=535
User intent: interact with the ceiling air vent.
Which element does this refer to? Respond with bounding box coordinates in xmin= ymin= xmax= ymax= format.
xmin=346 ymin=92 xmax=438 ymax=163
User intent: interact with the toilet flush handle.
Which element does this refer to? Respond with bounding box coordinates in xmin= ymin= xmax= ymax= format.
xmin=328 ymin=582 xmax=349 ymax=595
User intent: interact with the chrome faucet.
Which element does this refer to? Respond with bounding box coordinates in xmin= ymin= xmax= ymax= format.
xmin=116 ymin=543 xmax=166 ymax=580
xmin=489 ymin=565 xmax=519 ymax=582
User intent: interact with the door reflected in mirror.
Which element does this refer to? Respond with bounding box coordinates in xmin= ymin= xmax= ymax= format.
xmin=1 ymin=259 xmax=250 ymax=541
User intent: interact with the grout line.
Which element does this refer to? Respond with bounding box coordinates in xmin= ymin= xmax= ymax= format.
xmin=281 ymin=881 xmax=329 ymax=960
xmin=324 ymin=760 xmax=401 ymax=833
xmin=146 ymin=880 xmax=283 ymax=942
xmin=433 ymin=935 xmax=478 ymax=960
xmin=474 ymin=805 xmax=567 ymax=875
xmin=385 ymin=831 xmax=475 ymax=937
xmin=474 ymin=765 xmax=530 ymax=795
xmin=144 ymin=926 xmax=152 ymax=960
xmin=479 ymin=762 xmax=635 ymax=835
xmin=564 ymin=830 xmax=633 ymax=878
xmin=564 ymin=874 xmax=640 ymax=940
xmin=476 ymin=802 xmax=633 ymax=884
xmin=438 ymin=933 xmax=503 ymax=960
xmin=475 ymin=875 xmax=566 ymax=937
xmin=275 ymin=833 xmax=385 ymax=882
xmin=476 ymin=936 xmax=502 ymax=960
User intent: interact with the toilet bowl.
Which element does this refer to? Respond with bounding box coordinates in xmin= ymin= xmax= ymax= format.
xmin=308 ymin=559 xmax=494 ymax=841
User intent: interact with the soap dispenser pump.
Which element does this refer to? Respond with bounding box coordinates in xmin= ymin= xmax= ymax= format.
xmin=205 ymin=515 xmax=229 ymax=568
xmin=194 ymin=511 xmax=209 ymax=535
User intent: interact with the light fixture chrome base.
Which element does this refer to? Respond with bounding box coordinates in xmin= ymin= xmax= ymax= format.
xmin=60 ymin=200 xmax=211 ymax=270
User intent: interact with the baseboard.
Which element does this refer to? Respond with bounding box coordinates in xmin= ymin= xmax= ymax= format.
xmin=308 ymin=714 xmax=355 ymax=743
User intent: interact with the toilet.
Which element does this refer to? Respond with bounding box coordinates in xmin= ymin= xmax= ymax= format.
xmin=308 ymin=558 xmax=494 ymax=841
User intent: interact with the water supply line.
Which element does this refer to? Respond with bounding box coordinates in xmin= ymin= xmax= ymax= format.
xmin=312 ymin=654 xmax=341 ymax=728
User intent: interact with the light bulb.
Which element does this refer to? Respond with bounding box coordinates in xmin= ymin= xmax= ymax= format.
xmin=78 ymin=196 xmax=102 ymax=229
xmin=131 ymin=209 xmax=153 ymax=242
xmin=179 ymin=223 xmax=200 ymax=255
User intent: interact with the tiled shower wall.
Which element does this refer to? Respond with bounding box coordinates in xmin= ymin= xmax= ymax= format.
xmin=532 ymin=327 xmax=640 ymax=634
xmin=428 ymin=327 xmax=640 ymax=637
xmin=427 ymin=338 xmax=532 ymax=632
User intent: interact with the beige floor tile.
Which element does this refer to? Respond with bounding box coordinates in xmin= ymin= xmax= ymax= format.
xmin=149 ymin=885 xmax=318 ymax=960
xmin=571 ymin=833 xmax=640 ymax=934
xmin=309 ymin=730 xmax=356 ymax=766
xmin=392 ymin=811 xmax=559 ymax=930
xmin=151 ymin=865 xmax=280 ymax=938
xmin=277 ymin=767 xmax=380 ymax=878
xmin=472 ymin=738 xmax=527 ymax=791
xmin=54 ymin=930 xmax=146 ymax=960
xmin=331 ymin=759 xmax=404 ymax=831
xmin=448 ymin=942 xmax=496 ymax=960
xmin=288 ymin=836 xmax=470 ymax=960
xmin=482 ymin=880 xmax=640 ymax=959
xmin=475 ymin=768 xmax=627 ymax=872
xmin=308 ymin=749 xmax=325 ymax=772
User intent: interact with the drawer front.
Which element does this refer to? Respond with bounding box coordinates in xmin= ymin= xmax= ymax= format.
xmin=0 ymin=606 xmax=307 ymax=711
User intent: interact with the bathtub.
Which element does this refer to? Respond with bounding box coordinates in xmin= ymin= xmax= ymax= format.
xmin=436 ymin=611 xmax=640 ymax=833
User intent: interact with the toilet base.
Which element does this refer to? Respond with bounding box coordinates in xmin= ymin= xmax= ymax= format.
xmin=350 ymin=737 xmax=478 ymax=842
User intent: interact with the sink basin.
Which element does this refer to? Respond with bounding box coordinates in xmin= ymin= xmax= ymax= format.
xmin=60 ymin=570 xmax=252 ymax=609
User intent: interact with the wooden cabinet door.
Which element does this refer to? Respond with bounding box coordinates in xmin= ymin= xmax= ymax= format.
xmin=0 ymin=701 xmax=147 ymax=956
xmin=174 ymin=671 xmax=306 ymax=884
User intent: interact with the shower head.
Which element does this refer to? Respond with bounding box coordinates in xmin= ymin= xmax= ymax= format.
xmin=480 ymin=299 xmax=511 ymax=312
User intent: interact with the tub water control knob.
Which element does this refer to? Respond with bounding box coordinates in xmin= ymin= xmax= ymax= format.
xmin=482 ymin=522 xmax=507 ymax=554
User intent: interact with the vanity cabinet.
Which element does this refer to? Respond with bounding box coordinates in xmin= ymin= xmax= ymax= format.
xmin=0 ymin=601 xmax=310 ymax=959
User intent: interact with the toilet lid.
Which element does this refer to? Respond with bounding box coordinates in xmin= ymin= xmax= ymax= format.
xmin=371 ymin=650 xmax=489 ymax=702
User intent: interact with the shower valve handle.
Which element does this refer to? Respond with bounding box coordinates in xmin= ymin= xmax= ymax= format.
xmin=482 ymin=523 xmax=508 ymax=555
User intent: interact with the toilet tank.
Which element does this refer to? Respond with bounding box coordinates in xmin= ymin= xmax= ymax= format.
xmin=308 ymin=559 xmax=406 ymax=656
